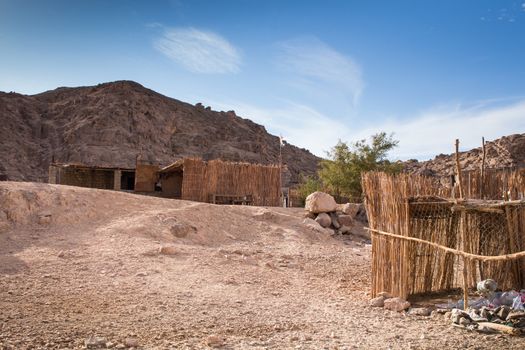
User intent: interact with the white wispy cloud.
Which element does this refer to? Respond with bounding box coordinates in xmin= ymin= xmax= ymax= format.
xmin=277 ymin=37 xmax=363 ymax=105
xmin=208 ymin=99 xmax=351 ymax=157
xmin=154 ymin=27 xmax=241 ymax=74
xmin=351 ymin=99 xmax=525 ymax=160
xmin=208 ymin=97 xmax=525 ymax=161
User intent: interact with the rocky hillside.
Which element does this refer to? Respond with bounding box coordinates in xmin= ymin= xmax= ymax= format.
xmin=404 ymin=133 xmax=525 ymax=176
xmin=0 ymin=81 xmax=320 ymax=184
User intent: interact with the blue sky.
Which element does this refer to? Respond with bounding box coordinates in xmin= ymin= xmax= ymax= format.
xmin=1 ymin=0 xmax=525 ymax=160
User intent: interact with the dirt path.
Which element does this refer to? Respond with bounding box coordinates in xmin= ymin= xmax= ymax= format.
xmin=0 ymin=182 xmax=523 ymax=349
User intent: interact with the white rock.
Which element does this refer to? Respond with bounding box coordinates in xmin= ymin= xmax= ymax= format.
xmin=305 ymin=192 xmax=337 ymax=213
xmin=315 ymin=213 xmax=332 ymax=228
xmin=384 ymin=297 xmax=411 ymax=312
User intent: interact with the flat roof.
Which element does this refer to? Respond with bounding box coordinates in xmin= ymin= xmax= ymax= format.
xmin=51 ymin=162 xmax=135 ymax=172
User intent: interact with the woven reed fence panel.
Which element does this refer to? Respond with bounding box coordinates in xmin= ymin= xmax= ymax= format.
xmin=181 ymin=158 xmax=208 ymax=202
xmin=461 ymin=168 xmax=525 ymax=200
xmin=363 ymin=173 xmax=452 ymax=298
xmin=181 ymin=158 xmax=280 ymax=206
xmin=363 ymin=171 xmax=525 ymax=299
xmin=408 ymin=200 xmax=459 ymax=295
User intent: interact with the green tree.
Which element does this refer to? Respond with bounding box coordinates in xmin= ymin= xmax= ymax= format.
xmin=318 ymin=132 xmax=401 ymax=200
xmin=296 ymin=175 xmax=322 ymax=206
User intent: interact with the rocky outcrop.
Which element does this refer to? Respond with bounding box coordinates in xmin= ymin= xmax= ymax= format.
xmin=0 ymin=81 xmax=320 ymax=184
xmin=304 ymin=191 xmax=362 ymax=235
xmin=404 ymin=134 xmax=525 ymax=176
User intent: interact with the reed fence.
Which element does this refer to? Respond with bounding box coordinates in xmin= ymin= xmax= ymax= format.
xmin=362 ymin=169 xmax=525 ymax=300
xmin=181 ymin=158 xmax=281 ymax=206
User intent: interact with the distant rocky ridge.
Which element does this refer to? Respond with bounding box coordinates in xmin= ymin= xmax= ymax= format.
xmin=0 ymin=81 xmax=320 ymax=184
xmin=403 ymin=133 xmax=525 ymax=176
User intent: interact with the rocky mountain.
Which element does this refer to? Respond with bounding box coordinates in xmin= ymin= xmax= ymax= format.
xmin=0 ymin=81 xmax=320 ymax=184
xmin=404 ymin=133 xmax=525 ymax=176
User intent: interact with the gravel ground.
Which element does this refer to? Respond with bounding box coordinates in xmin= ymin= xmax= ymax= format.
xmin=0 ymin=182 xmax=523 ymax=349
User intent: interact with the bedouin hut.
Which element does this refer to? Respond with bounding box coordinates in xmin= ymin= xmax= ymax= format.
xmin=153 ymin=158 xmax=281 ymax=206
xmin=48 ymin=163 xmax=136 ymax=191
xmin=362 ymin=168 xmax=525 ymax=301
xmin=49 ymin=158 xmax=281 ymax=206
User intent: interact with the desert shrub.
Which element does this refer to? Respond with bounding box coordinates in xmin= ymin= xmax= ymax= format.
xmin=297 ymin=132 xmax=402 ymax=203
xmin=296 ymin=176 xmax=323 ymax=206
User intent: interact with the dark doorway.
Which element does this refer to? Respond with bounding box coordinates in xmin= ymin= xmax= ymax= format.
xmin=160 ymin=171 xmax=183 ymax=198
xmin=121 ymin=171 xmax=135 ymax=190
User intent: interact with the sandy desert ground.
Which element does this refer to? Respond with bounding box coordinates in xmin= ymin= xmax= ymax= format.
xmin=0 ymin=182 xmax=523 ymax=349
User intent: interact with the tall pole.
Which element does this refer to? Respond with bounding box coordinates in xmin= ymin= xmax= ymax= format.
xmin=455 ymin=139 xmax=464 ymax=199
xmin=279 ymin=135 xmax=283 ymax=207
xmin=455 ymin=139 xmax=468 ymax=310
xmin=480 ymin=137 xmax=486 ymax=199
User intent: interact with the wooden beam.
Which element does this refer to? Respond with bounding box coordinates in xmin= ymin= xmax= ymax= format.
xmin=477 ymin=322 xmax=521 ymax=336
xmin=366 ymin=227 xmax=525 ymax=262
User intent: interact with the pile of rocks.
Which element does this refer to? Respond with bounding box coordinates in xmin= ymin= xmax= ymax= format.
xmin=448 ymin=307 xmax=525 ymax=335
xmin=303 ymin=191 xmax=362 ymax=234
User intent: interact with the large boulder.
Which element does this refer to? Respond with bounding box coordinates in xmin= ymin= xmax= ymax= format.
xmin=337 ymin=203 xmax=360 ymax=217
xmin=337 ymin=214 xmax=353 ymax=227
xmin=302 ymin=218 xmax=330 ymax=234
xmin=315 ymin=213 xmax=332 ymax=228
xmin=305 ymin=192 xmax=337 ymax=213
